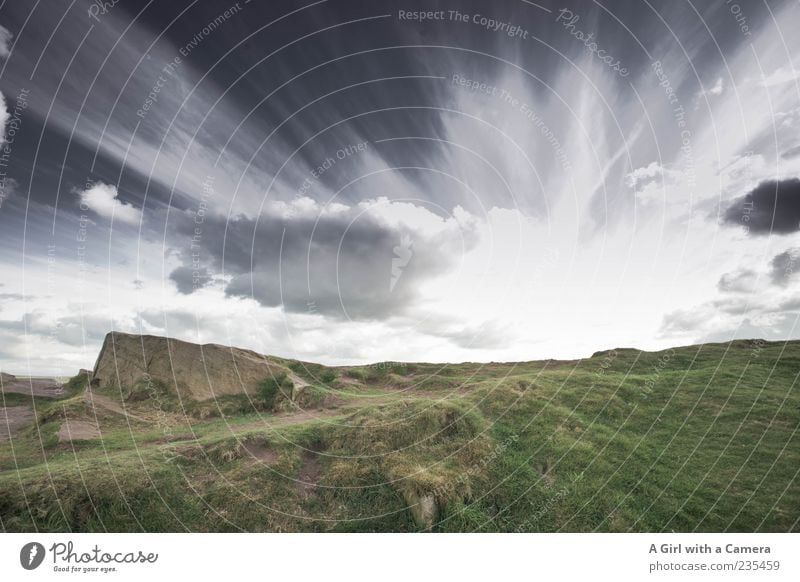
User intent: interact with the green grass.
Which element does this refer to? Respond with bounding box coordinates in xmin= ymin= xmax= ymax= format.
xmin=1 ymin=339 xmax=798 ymax=532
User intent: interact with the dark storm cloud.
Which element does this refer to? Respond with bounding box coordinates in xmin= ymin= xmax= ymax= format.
xmin=171 ymin=204 xmax=477 ymax=320
xmin=169 ymin=266 xmax=211 ymax=295
xmin=770 ymin=248 xmax=800 ymax=286
xmin=723 ymin=179 xmax=800 ymax=235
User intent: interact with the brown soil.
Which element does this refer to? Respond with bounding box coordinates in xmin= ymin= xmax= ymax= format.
xmin=242 ymin=439 xmax=279 ymax=465
xmin=1 ymin=377 xmax=65 ymax=398
xmin=0 ymin=406 xmax=35 ymax=440
xmin=57 ymin=419 xmax=101 ymax=442
xmin=84 ymin=391 xmax=151 ymax=423
xmin=296 ymin=452 xmax=323 ymax=498
xmin=336 ymin=375 xmax=363 ymax=387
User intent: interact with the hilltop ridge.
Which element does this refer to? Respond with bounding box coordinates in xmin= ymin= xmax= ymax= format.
xmin=2 ymin=334 xmax=797 ymax=532
xmin=91 ymin=331 xmax=292 ymax=401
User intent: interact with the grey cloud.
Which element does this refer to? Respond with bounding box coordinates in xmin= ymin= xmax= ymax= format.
xmin=0 ymin=311 xmax=112 ymax=347
xmin=711 ymin=297 xmax=763 ymax=317
xmin=171 ymin=206 xmax=478 ymax=320
xmin=723 ymin=179 xmax=800 ymax=235
xmin=169 ymin=266 xmax=211 ymax=295
xmin=0 ymin=317 xmax=24 ymax=332
xmin=782 ymin=145 xmax=800 ymax=160
xmin=700 ymin=315 xmax=800 ymax=344
xmin=0 ymin=292 xmax=25 ymax=300
xmin=717 ymin=269 xmax=757 ymax=293
xmin=414 ymin=312 xmax=511 ymax=350
xmin=139 ymin=309 xmax=199 ymax=336
xmin=780 ymin=296 xmax=800 ymax=311
xmin=660 ymin=308 xmax=709 ymax=335
xmin=35 ymin=312 xmax=111 ymax=347
xmin=770 ymin=248 xmax=800 ymax=286
xmin=427 ymin=321 xmax=509 ymax=350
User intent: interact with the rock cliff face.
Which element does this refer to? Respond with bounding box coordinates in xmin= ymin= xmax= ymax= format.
xmin=91 ymin=332 xmax=288 ymax=400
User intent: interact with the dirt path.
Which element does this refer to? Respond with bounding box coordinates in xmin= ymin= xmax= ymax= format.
xmin=84 ymin=391 xmax=151 ymax=423
xmin=1 ymin=377 xmax=65 ymax=398
xmin=241 ymin=439 xmax=279 ymax=465
xmin=0 ymin=406 xmax=35 ymax=440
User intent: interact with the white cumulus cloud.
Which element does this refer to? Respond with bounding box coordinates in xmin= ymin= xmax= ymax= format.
xmin=78 ymin=182 xmax=142 ymax=225
xmin=0 ymin=25 xmax=12 ymax=59
xmin=0 ymin=91 xmax=9 ymax=143
xmin=758 ymin=66 xmax=800 ymax=88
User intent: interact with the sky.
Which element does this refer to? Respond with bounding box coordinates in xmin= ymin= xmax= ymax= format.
xmin=0 ymin=0 xmax=799 ymax=374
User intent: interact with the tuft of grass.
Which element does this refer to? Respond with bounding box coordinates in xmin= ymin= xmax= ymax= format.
xmin=258 ymin=373 xmax=293 ymax=410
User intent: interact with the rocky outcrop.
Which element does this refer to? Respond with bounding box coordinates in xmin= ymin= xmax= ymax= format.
xmin=0 ymin=372 xmax=16 ymax=384
xmin=91 ymin=332 xmax=289 ymax=401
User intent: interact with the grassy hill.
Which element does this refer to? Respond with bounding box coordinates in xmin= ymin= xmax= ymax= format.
xmin=1 ymin=337 xmax=798 ymax=532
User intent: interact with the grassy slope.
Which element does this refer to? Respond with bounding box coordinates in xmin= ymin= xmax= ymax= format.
xmin=0 ymin=339 xmax=798 ymax=532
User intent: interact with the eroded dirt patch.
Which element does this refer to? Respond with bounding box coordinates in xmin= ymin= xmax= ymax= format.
xmin=84 ymin=391 xmax=150 ymax=423
xmin=1 ymin=377 xmax=65 ymax=398
xmin=58 ymin=419 xmax=101 ymax=442
xmin=242 ymin=439 xmax=279 ymax=465
xmin=297 ymin=452 xmax=323 ymax=498
xmin=0 ymin=406 xmax=35 ymax=440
